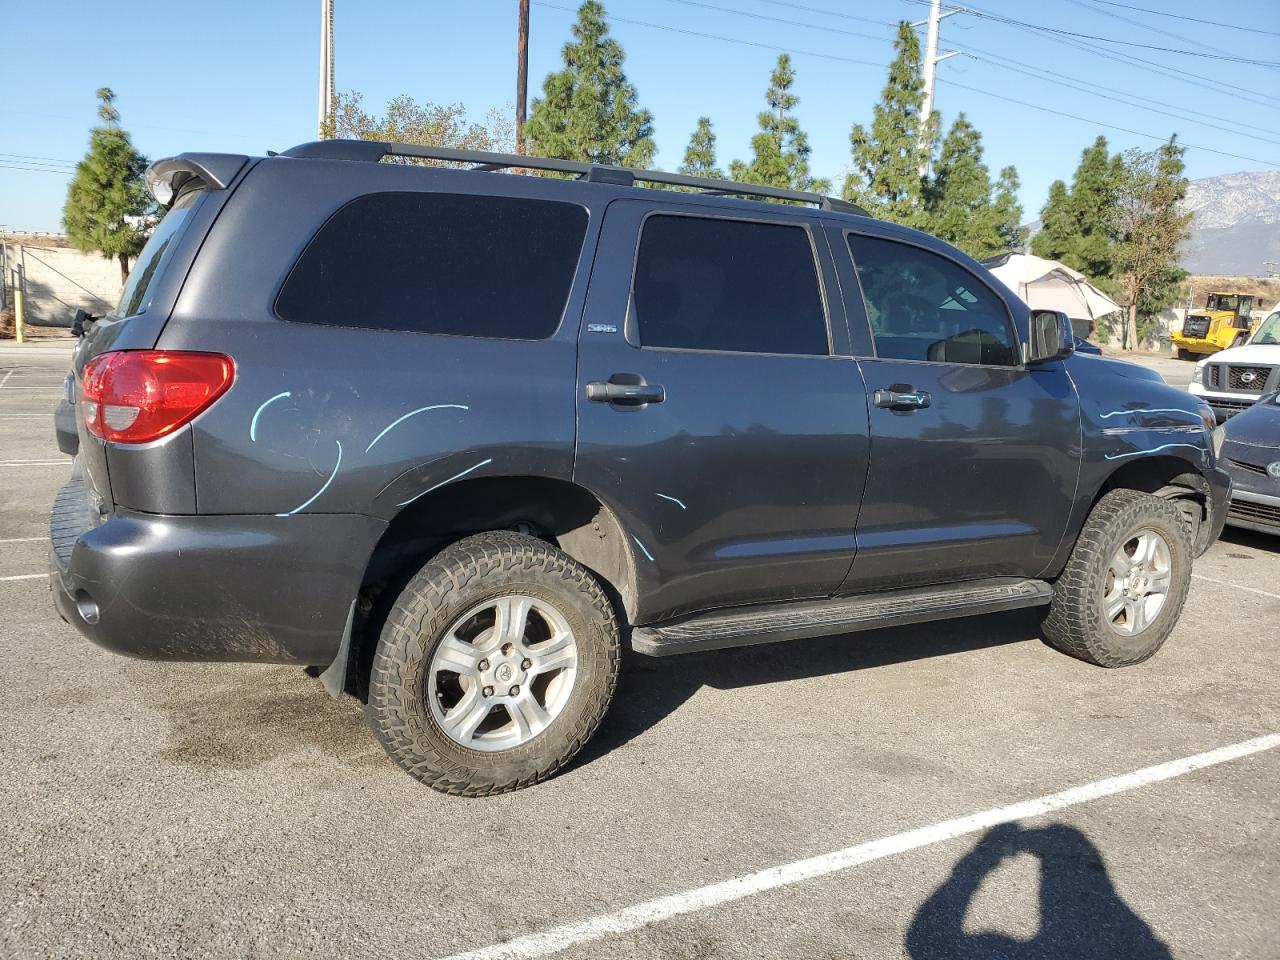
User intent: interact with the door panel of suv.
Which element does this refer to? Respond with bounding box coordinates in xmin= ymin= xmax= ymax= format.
xmin=833 ymin=228 xmax=1081 ymax=592
xmin=575 ymin=201 xmax=871 ymax=624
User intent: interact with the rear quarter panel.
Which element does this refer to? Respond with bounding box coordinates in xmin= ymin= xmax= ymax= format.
xmin=157 ymin=159 xmax=605 ymax=519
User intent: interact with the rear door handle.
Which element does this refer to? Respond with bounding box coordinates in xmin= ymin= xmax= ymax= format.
xmin=874 ymin=387 xmax=931 ymax=410
xmin=587 ymin=377 xmax=665 ymax=406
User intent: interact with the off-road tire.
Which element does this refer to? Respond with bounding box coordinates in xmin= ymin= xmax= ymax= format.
xmin=1040 ymin=489 xmax=1192 ymax=667
xmin=1175 ymin=348 xmax=1194 ymax=361
xmin=367 ymin=531 xmax=620 ymax=796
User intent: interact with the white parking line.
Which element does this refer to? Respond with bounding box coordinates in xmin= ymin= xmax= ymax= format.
xmin=0 ymin=537 xmax=44 ymax=543
xmin=0 ymin=460 xmax=69 ymax=467
xmin=0 ymin=573 xmax=46 ymax=583
xmin=0 ymin=370 xmax=12 ymax=391
xmin=440 ymin=732 xmax=1280 ymax=960
xmin=1192 ymin=573 xmax=1280 ymax=601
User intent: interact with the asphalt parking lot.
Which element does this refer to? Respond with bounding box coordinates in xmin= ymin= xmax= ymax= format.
xmin=1 ymin=345 xmax=1277 ymax=960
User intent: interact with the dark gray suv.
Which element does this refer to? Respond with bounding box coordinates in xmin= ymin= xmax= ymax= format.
xmin=50 ymin=140 xmax=1231 ymax=795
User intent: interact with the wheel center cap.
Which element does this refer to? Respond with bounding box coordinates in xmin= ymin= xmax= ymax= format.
xmin=495 ymin=662 xmax=515 ymax=684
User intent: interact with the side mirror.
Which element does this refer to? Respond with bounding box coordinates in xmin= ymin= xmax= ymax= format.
xmin=1028 ymin=309 xmax=1075 ymax=364
xmin=69 ymin=308 xmax=99 ymax=337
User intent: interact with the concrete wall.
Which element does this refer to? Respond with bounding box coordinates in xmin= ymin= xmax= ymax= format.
xmin=1 ymin=239 xmax=121 ymax=327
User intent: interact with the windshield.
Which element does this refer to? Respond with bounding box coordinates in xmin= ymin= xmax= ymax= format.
xmin=1251 ymin=311 xmax=1280 ymax=345
xmin=1207 ymin=294 xmax=1239 ymax=311
xmin=115 ymin=189 xmax=203 ymax=318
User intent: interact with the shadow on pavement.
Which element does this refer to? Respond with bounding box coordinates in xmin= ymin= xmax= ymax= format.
xmin=578 ymin=608 xmax=1039 ymax=767
xmin=906 ymin=822 xmax=1172 ymax=960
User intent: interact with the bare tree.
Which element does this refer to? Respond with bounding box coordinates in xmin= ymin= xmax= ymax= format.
xmin=1112 ymin=140 xmax=1193 ymax=350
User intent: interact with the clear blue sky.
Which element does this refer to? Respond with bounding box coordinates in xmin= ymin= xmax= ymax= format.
xmin=2 ymin=0 xmax=1277 ymax=233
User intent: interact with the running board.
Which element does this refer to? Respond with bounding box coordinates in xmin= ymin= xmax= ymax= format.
xmin=630 ymin=577 xmax=1053 ymax=657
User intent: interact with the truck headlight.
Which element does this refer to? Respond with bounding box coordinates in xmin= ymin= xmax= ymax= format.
xmin=1191 ymin=364 xmax=1204 ymax=385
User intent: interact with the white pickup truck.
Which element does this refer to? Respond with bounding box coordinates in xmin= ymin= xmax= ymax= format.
xmin=1190 ymin=309 xmax=1280 ymax=422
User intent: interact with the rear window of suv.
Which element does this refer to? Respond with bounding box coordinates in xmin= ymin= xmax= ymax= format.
xmin=116 ymin=188 xmax=203 ymax=318
xmin=275 ymin=191 xmax=588 ymax=339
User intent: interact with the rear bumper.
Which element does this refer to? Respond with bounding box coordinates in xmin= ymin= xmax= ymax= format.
xmin=49 ymin=479 xmax=386 ymax=664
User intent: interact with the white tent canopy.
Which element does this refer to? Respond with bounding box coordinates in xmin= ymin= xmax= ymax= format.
xmin=982 ymin=253 xmax=1121 ymax=332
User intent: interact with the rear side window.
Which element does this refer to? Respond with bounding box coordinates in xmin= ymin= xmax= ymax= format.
xmin=276 ymin=192 xmax=588 ymax=339
xmin=116 ymin=189 xmax=203 ymax=318
xmin=847 ymin=234 xmax=1017 ymax=366
xmin=632 ymin=215 xmax=829 ymax=356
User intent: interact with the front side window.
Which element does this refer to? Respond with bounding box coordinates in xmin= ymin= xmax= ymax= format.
xmin=847 ymin=234 xmax=1018 ymax=366
xmin=276 ymin=192 xmax=588 ymax=339
xmin=632 ymin=215 xmax=829 ymax=356
xmin=1252 ymin=311 xmax=1280 ymax=346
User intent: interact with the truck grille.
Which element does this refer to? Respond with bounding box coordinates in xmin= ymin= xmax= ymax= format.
xmin=1208 ymin=397 xmax=1257 ymax=422
xmin=1182 ymin=316 xmax=1210 ymax=338
xmin=1207 ymin=365 xmax=1221 ymax=388
xmin=1227 ymin=499 xmax=1280 ymax=529
xmin=1228 ymin=458 xmax=1268 ymax=477
xmin=1226 ymin=365 xmax=1272 ymax=393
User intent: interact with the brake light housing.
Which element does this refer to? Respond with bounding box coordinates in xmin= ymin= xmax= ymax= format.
xmin=81 ymin=350 xmax=235 ymax=443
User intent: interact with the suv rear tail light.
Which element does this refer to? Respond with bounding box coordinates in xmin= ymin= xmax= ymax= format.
xmin=81 ymin=350 xmax=235 ymax=443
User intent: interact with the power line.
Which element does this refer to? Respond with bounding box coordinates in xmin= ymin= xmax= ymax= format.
xmin=944 ymin=78 xmax=1279 ymax=168
xmin=1059 ymin=0 xmax=1235 ymax=59
xmin=0 ymin=152 xmax=77 ymax=167
xmin=960 ymin=8 xmax=1277 ymax=67
xmin=751 ymin=0 xmax=899 ymax=28
xmin=901 ymin=0 xmax=1280 ymax=111
xmin=1078 ymin=0 xmax=1280 ymax=37
xmin=0 ymin=163 xmax=74 ymax=175
xmin=959 ymin=51 xmax=1280 ymax=147
xmin=952 ymin=40 xmax=1280 ymax=138
xmin=655 ymin=0 xmax=892 ymax=43
xmin=532 ymin=1 xmax=886 ymax=68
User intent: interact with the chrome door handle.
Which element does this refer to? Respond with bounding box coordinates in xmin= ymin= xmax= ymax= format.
xmin=874 ymin=388 xmax=931 ymax=410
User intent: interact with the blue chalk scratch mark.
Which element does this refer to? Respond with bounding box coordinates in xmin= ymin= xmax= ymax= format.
xmin=397 ymin=458 xmax=493 ymax=507
xmin=655 ymin=493 xmax=687 ymax=510
xmin=632 ymin=536 xmax=655 ymax=562
xmin=276 ymin=440 xmax=343 ymax=516
xmin=249 ymin=391 xmax=291 ymax=442
xmin=1098 ymin=407 xmax=1201 ymax=421
xmin=365 ymin=404 xmax=469 ymax=453
xmin=1104 ymin=442 xmax=1204 ymax=461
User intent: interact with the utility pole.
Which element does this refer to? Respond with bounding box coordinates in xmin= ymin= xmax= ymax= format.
xmin=516 ymin=0 xmax=530 ymax=155
xmin=318 ymin=0 xmax=336 ymax=139
xmin=915 ymin=0 xmax=961 ymax=175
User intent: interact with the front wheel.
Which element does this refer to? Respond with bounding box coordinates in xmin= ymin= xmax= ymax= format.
xmin=1175 ymin=348 xmax=1194 ymax=361
xmin=367 ymin=531 xmax=620 ymax=796
xmin=1040 ymin=490 xmax=1192 ymax=667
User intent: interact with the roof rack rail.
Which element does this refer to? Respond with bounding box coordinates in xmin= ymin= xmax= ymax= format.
xmin=280 ymin=139 xmax=871 ymax=217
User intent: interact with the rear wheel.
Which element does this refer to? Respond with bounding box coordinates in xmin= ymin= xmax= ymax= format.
xmin=1041 ymin=489 xmax=1192 ymax=667
xmin=367 ymin=531 xmax=620 ymax=795
xmin=1175 ymin=348 xmax=1194 ymax=361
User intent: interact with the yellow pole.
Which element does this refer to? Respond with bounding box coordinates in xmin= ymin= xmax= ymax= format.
xmin=13 ymin=263 xmax=24 ymax=345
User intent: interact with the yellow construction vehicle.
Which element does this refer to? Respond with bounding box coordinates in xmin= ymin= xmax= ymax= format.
xmin=1171 ymin=292 xmax=1258 ymax=359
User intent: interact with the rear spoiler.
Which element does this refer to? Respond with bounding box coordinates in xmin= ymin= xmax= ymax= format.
xmin=145 ymin=153 xmax=248 ymax=206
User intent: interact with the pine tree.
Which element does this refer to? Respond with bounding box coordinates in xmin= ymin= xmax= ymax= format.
xmin=1031 ymin=179 xmax=1075 ymax=263
xmin=62 ymin=88 xmax=151 ymax=284
xmin=525 ymin=1 xmax=655 ymax=168
xmin=843 ymin=22 xmax=929 ymax=224
xmin=729 ymin=55 xmax=830 ymax=193
xmin=992 ymin=166 xmax=1028 ymax=254
xmin=922 ymin=115 xmax=1024 ymax=260
xmin=679 ymin=117 xmax=723 ymax=180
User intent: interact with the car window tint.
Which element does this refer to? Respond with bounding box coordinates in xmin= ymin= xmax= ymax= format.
xmin=116 ymin=189 xmax=203 ymax=318
xmin=847 ymin=234 xmax=1018 ymax=366
xmin=276 ymin=192 xmax=587 ymax=339
xmin=633 ymin=215 xmax=829 ymax=356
